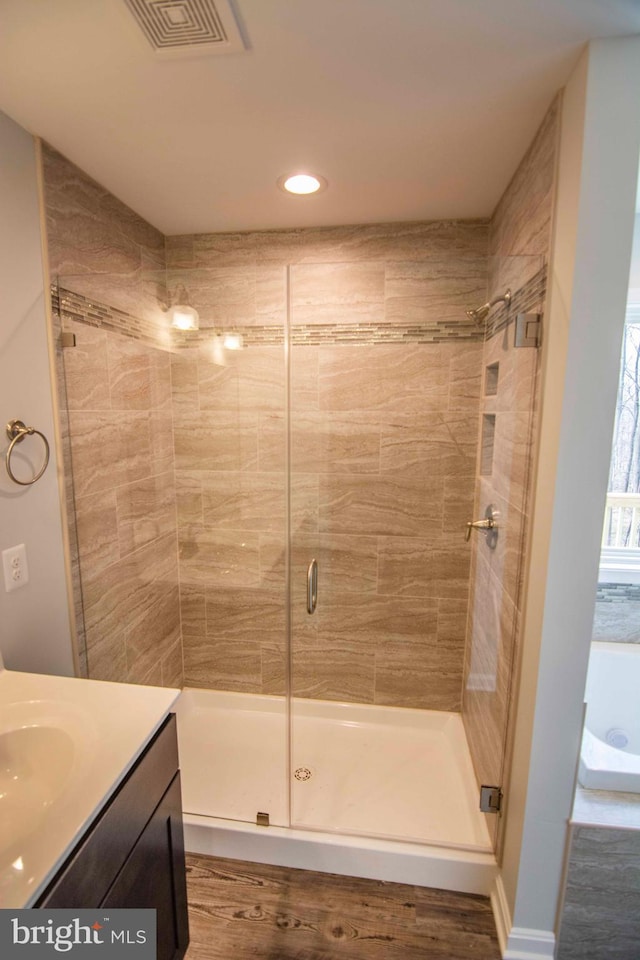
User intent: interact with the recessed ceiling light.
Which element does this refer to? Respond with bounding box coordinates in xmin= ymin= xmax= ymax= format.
xmin=278 ymin=173 xmax=328 ymax=195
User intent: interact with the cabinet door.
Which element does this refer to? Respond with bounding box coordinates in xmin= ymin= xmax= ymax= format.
xmin=36 ymin=715 xmax=180 ymax=908
xmin=101 ymin=774 xmax=189 ymax=960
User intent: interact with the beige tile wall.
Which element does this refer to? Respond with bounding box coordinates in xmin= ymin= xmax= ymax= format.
xmin=43 ymin=145 xmax=182 ymax=688
xmin=61 ymin=321 xmax=182 ymax=686
xmin=170 ymin=221 xmax=488 ymax=708
xmin=462 ymin=97 xmax=560 ymax=832
xmin=44 ymin=125 xmax=555 ymax=728
xmin=43 ymin=144 xmax=166 ymax=324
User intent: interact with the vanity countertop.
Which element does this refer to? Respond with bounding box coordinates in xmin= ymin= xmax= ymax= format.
xmin=0 ymin=668 xmax=179 ymax=908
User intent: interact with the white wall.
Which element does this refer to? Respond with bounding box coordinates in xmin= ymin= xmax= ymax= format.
xmin=0 ymin=110 xmax=75 ymax=675
xmin=498 ymin=36 xmax=640 ymax=958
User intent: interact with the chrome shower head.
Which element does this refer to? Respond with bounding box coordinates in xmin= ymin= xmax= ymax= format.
xmin=466 ymin=303 xmax=490 ymax=322
xmin=465 ymin=289 xmax=511 ymax=325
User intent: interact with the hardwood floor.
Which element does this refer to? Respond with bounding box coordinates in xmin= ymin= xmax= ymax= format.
xmin=185 ymin=854 xmax=501 ymax=960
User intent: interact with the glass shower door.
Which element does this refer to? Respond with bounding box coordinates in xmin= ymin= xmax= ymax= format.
xmin=287 ymin=259 xmax=492 ymax=850
xmin=463 ymin=312 xmax=541 ymax=853
xmin=55 ymin=262 xmax=292 ymax=830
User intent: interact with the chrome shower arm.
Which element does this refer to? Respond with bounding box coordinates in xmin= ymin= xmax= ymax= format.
xmin=466 ymin=288 xmax=511 ymax=323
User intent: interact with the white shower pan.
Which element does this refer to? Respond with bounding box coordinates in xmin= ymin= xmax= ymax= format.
xmin=175 ymin=689 xmax=496 ymax=894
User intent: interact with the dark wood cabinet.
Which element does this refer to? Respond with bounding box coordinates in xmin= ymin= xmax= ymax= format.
xmin=35 ymin=714 xmax=189 ymax=960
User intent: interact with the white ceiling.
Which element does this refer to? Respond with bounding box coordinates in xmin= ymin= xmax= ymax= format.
xmin=0 ymin=0 xmax=639 ymax=236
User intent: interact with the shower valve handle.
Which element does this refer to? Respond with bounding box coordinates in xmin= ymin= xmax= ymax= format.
xmin=465 ymin=505 xmax=499 ymax=544
xmin=465 ymin=518 xmax=495 ymax=541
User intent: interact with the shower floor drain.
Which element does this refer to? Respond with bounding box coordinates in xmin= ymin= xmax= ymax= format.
xmin=294 ymin=767 xmax=312 ymax=781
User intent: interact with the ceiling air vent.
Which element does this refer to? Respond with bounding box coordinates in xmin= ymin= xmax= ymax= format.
xmin=124 ymin=0 xmax=245 ymax=56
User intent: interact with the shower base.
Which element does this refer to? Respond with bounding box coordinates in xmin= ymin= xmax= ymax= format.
xmin=175 ymin=688 xmax=496 ymax=894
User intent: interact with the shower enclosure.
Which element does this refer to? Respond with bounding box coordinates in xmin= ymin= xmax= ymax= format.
xmin=166 ymin=253 xmax=497 ymax=855
xmin=36 ymin=85 xmax=560 ymax=882
xmin=51 ymin=217 xmax=542 ymax=878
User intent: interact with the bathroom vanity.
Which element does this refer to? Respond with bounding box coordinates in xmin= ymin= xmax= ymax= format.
xmin=0 ymin=667 xmax=187 ymax=959
xmin=35 ymin=715 xmax=188 ymax=960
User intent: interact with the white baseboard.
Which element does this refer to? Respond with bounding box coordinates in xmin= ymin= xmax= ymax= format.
xmin=503 ymin=928 xmax=555 ymax=959
xmin=490 ymin=875 xmax=555 ymax=959
xmin=490 ymin=874 xmax=512 ymax=955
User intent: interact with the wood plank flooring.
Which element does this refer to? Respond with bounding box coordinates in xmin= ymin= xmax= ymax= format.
xmin=185 ymin=854 xmax=501 ymax=960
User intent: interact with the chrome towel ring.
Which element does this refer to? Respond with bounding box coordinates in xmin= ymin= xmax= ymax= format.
xmin=5 ymin=419 xmax=50 ymax=486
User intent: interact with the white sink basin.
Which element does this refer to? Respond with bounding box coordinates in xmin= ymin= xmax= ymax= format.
xmin=0 ymin=698 xmax=94 ymax=864
xmin=0 ymin=725 xmax=75 ymax=848
xmin=0 ymin=670 xmax=179 ymax=908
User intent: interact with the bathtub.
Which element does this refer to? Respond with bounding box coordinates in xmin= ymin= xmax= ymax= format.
xmin=579 ymin=641 xmax=640 ymax=793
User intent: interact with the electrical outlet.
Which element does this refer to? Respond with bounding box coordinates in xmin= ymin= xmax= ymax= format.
xmin=2 ymin=544 xmax=29 ymax=593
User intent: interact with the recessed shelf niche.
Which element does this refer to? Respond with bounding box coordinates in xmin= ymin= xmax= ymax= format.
xmin=480 ymin=414 xmax=496 ymax=476
xmin=485 ymin=362 xmax=499 ymax=396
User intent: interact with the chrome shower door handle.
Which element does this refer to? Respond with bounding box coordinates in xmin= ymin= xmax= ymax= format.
xmin=307 ymin=558 xmax=318 ymax=615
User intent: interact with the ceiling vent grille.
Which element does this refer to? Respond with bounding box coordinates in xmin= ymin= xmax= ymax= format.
xmin=124 ymin=0 xmax=245 ymax=56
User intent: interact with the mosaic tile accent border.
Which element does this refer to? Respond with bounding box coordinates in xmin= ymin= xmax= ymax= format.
xmin=596 ymin=582 xmax=640 ymax=603
xmin=290 ymin=317 xmax=483 ymax=345
xmin=486 ymin=265 xmax=547 ymax=340
xmin=172 ymin=318 xmax=484 ymax=348
xmin=53 ymin=265 xmax=546 ymax=351
xmin=169 ymin=324 xmax=284 ymax=348
xmin=52 ymin=286 xmax=173 ymax=352
xmin=593 ymin=583 xmax=640 ymax=645
xmin=53 ymin=285 xmax=485 ymax=348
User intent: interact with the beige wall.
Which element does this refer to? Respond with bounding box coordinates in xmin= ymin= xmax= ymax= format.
xmin=42 ymin=120 xmax=560 ymax=729
xmin=41 ymin=106 xmax=563 ymax=757
xmin=498 ymin=37 xmax=640 ymax=957
xmin=168 ymin=222 xmax=489 ymax=707
xmin=42 ymin=144 xmax=183 ymax=688
xmin=463 ymin=98 xmax=560 ymax=843
xmin=43 ymin=144 xmax=166 ymax=324
xmin=44 ymin=135 xmax=497 ymax=710
xmin=0 ymin=115 xmax=74 ymax=676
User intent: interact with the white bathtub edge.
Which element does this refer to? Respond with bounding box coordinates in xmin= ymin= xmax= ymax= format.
xmin=183 ymin=813 xmax=496 ymax=895
xmin=580 ymin=720 xmax=640 ymax=793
